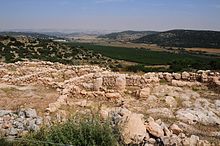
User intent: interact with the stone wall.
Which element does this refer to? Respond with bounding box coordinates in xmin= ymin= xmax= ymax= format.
xmin=0 ymin=61 xmax=219 ymax=113
xmin=0 ymin=108 xmax=42 ymax=138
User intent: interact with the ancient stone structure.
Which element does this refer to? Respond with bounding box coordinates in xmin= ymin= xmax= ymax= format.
xmin=0 ymin=61 xmax=220 ymax=145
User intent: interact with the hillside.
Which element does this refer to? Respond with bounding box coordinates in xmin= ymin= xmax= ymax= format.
xmin=0 ymin=31 xmax=59 ymax=39
xmin=0 ymin=35 xmax=115 ymax=66
xmin=133 ymin=29 xmax=220 ymax=48
xmin=98 ymin=30 xmax=158 ymax=41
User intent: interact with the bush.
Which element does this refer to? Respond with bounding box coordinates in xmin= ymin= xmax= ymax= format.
xmin=125 ymin=64 xmax=146 ymax=73
xmin=125 ymin=64 xmax=169 ymax=73
xmin=22 ymin=116 xmax=119 ymax=146
xmin=0 ymin=138 xmax=14 ymax=146
xmin=170 ymin=59 xmax=220 ymax=72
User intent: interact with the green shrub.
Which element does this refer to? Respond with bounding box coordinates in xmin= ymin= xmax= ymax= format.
xmin=125 ymin=64 xmax=169 ymax=73
xmin=23 ymin=116 xmax=119 ymax=146
xmin=0 ymin=138 xmax=14 ymax=146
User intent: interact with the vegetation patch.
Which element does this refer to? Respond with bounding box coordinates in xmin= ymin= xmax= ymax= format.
xmin=67 ymin=42 xmax=220 ymax=71
xmin=11 ymin=115 xmax=120 ymax=146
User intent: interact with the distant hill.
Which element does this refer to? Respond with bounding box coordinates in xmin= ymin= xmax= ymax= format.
xmin=0 ymin=31 xmax=59 ymax=39
xmin=98 ymin=30 xmax=158 ymax=41
xmin=133 ymin=30 xmax=220 ymax=48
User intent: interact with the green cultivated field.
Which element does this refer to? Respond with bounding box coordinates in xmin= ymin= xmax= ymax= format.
xmin=67 ymin=42 xmax=220 ymax=68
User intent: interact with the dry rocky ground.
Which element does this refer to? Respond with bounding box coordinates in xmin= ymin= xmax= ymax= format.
xmin=0 ymin=61 xmax=220 ymax=145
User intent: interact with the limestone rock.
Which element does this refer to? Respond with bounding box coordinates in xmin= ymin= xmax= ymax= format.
xmin=115 ymin=75 xmax=126 ymax=91
xmin=147 ymin=108 xmax=174 ymax=118
xmin=182 ymin=71 xmax=190 ymax=80
xmin=35 ymin=117 xmax=43 ymax=125
xmin=164 ymin=73 xmax=173 ymax=82
xmin=171 ymin=80 xmax=201 ymax=87
xmin=197 ymin=140 xmax=211 ymax=146
xmin=105 ymin=92 xmax=122 ymax=100
xmin=169 ymin=124 xmax=183 ymax=135
xmin=93 ymin=77 xmax=103 ymax=91
xmin=176 ymin=108 xmax=220 ymax=125
xmin=162 ymin=135 xmax=182 ymax=146
xmin=201 ymin=73 xmax=208 ymax=82
xmin=138 ymin=87 xmax=151 ymax=98
xmin=99 ymin=109 xmax=110 ymax=120
xmin=25 ymin=108 xmax=37 ymax=118
xmin=146 ymin=95 xmax=157 ymax=102
xmin=8 ymin=127 xmax=18 ymax=136
xmin=182 ymin=135 xmax=199 ymax=146
xmin=172 ymin=73 xmax=181 ymax=80
xmin=215 ymin=100 xmax=220 ymax=108
xmin=165 ymin=96 xmax=177 ymax=108
xmin=47 ymin=102 xmax=61 ymax=112
xmin=0 ymin=110 xmax=12 ymax=117
xmin=145 ymin=120 xmax=164 ymax=138
xmin=119 ymin=113 xmax=148 ymax=144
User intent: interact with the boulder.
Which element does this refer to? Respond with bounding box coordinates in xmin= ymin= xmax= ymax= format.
xmin=172 ymin=73 xmax=181 ymax=80
xmin=215 ymin=100 xmax=220 ymax=108
xmin=115 ymin=75 xmax=126 ymax=91
xmin=105 ymin=92 xmax=122 ymax=100
xmin=0 ymin=110 xmax=12 ymax=117
xmin=158 ymin=72 xmax=164 ymax=79
xmin=213 ymin=77 xmax=220 ymax=85
xmin=201 ymin=73 xmax=208 ymax=82
xmin=93 ymin=77 xmax=103 ymax=91
xmin=197 ymin=140 xmax=211 ymax=146
xmin=162 ymin=135 xmax=182 ymax=146
xmin=35 ymin=117 xmax=43 ymax=125
xmin=146 ymin=95 xmax=157 ymax=102
xmin=182 ymin=135 xmax=199 ymax=146
xmin=164 ymin=73 xmax=173 ymax=82
xmin=145 ymin=120 xmax=164 ymax=138
xmin=176 ymin=108 xmax=220 ymax=125
xmin=138 ymin=87 xmax=151 ymax=98
xmin=165 ymin=96 xmax=177 ymax=108
xmin=178 ymin=93 xmax=191 ymax=101
xmin=171 ymin=80 xmax=201 ymax=87
xmin=8 ymin=127 xmax=18 ymax=136
xmin=82 ymin=83 xmax=94 ymax=90
xmin=194 ymin=98 xmax=210 ymax=108
xmin=169 ymin=124 xmax=183 ymax=135
xmin=181 ymin=101 xmax=193 ymax=108
xmin=147 ymin=108 xmax=174 ymax=118
xmin=182 ymin=71 xmax=190 ymax=80
xmin=144 ymin=72 xmax=157 ymax=79
xmin=47 ymin=102 xmax=61 ymax=112
xmin=99 ymin=109 xmax=110 ymax=120
xmin=57 ymin=95 xmax=67 ymax=103
xmin=119 ymin=113 xmax=148 ymax=144
xmin=25 ymin=108 xmax=37 ymax=118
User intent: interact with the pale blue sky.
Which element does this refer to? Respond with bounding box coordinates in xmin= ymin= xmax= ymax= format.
xmin=0 ymin=0 xmax=220 ymax=31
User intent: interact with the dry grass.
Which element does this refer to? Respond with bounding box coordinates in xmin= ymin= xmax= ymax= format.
xmin=186 ymin=47 xmax=220 ymax=54
xmin=0 ymin=84 xmax=58 ymax=115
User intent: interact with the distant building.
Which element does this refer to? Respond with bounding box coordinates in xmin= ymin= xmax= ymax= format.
xmin=53 ymin=39 xmax=68 ymax=42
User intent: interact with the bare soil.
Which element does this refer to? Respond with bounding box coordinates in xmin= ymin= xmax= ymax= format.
xmin=0 ymin=84 xmax=58 ymax=115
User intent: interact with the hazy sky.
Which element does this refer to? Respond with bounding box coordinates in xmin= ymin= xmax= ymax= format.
xmin=1 ymin=0 xmax=220 ymax=32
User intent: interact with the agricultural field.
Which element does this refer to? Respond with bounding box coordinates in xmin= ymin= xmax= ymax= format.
xmin=66 ymin=42 xmax=220 ymax=72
